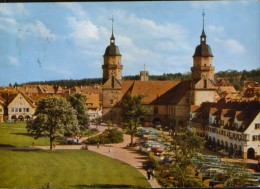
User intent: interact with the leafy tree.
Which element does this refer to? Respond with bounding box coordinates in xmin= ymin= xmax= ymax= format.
xmin=68 ymin=93 xmax=89 ymax=131
xmin=121 ymin=93 xmax=148 ymax=145
xmin=158 ymin=129 xmax=205 ymax=187
xmin=27 ymin=97 xmax=79 ymax=150
xmin=219 ymin=161 xmax=252 ymax=187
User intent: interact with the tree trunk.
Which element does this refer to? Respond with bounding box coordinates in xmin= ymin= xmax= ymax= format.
xmin=50 ymin=137 xmax=53 ymax=151
xmin=50 ymin=127 xmax=53 ymax=151
xmin=130 ymin=133 xmax=134 ymax=146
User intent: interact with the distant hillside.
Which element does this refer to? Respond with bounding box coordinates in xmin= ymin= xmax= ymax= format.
xmin=18 ymin=69 xmax=260 ymax=90
xmin=21 ymin=78 xmax=103 ymax=88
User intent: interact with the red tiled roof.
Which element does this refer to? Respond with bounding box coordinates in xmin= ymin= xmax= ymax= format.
xmin=191 ymin=105 xmax=200 ymax=112
xmin=221 ymin=109 xmax=235 ymax=117
xmin=122 ymin=80 xmax=190 ymax=105
xmin=210 ymin=107 xmax=218 ymax=115
xmin=219 ymin=86 xmax=237 ymax=94
xmin=85 ymin=93 xmax=100 ymax=109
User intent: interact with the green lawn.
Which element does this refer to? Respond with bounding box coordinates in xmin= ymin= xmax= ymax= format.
xmin=0 ymin=150 xmax=150 ymax=188
xmin=0 ymin=122 xmax=50 ymax=147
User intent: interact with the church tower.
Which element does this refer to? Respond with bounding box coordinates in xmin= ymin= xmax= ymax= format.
xmin=191 ymin=11 xmax=218 ymax=105
xmin=102 ymin=17 xmax=123 ymax=122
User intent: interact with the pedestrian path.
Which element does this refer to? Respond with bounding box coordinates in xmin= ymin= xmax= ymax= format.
xmin=88 ymin=134 xmax=161 ymax=188
xmin=86 ymin=124 xmax=161 ymax=188
xmin=37 ymin=125 xmax=161 ymax=188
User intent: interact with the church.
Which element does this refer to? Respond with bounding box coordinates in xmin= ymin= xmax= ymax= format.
xmin=101 ymin=14 xmax=229 ymax=130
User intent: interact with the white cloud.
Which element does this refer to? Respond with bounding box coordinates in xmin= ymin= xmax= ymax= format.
xmin=0 ymin=3 xmax=26 ymax=16
xmin=67 ymin=17 xmax=103 ymax=47
xmin=57 ymin=3 xmax=86 ymax=17
xmin=0 ymin=17 xmax=17 ymax=25
xmin=208 ymin=25 xmax=224 ymax=32
xmin=18 ymin=20 xmax=56 ymax=40
xmin=0 ymin=16 xmax=18 ymax=33
xmin=214 ymin=38 xmax=246 ymax=54
xmin=7 ymin=55 xmax=19 ymax=66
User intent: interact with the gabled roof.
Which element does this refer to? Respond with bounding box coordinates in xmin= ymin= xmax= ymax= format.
xmin=72 ymin=85 xmax=102 ymax=94
xmin=219 ymin=86 xmax=237 ymax=94
xmin=235 ymin=111 xmax=246 ymax=121
xmin=122 ymin=80 xmax=190 ymax=105
xmin=210 ymin=107 xmax=218 ymax=115
xmin=28 ymin=93 xmax=68 ymax=104
xmin=7 ymin=92 xmax=36 ymax=108
xmin=103 ymin=76 xmax=122 ymax=89
xmin=85 ymin=93 xmax=100 ymax=109
xmin=221 ymin=109 xmax=235 ymax=117
xmin=191 ymin=105 xmax=200 ymax=112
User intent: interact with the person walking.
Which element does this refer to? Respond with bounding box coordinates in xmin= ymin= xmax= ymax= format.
xmin=151 ymin=169 xmax=155 ymax=180
xmin=97 ymin=142 xmax=100 ymax=149
xmin=146 ymin=169 xmax=151 ymax=180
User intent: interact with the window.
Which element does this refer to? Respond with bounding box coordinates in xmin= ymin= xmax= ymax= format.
xmin=255 ymin=123 xmax=260 ymax=129
xmin=19 ymin=108 xmax=22 ymax=112
xmin=26 ymin=108 xmax=29 ymax=112
xmin=15 ymin=108 xmax=18 ymax=112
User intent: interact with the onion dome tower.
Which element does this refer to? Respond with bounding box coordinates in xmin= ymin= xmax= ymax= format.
xmin=190 ymin=11 xmax=218 ymax=106
xmin=102 ymin=16 xmax=123 ymax=122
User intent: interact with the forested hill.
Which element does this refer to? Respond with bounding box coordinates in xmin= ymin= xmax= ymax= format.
xmin=19 ymin=69 xmax=260 ymax=90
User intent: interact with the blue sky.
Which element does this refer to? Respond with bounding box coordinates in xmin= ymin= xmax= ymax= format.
xmin=0 ymin=1 xmax=259 ymax=86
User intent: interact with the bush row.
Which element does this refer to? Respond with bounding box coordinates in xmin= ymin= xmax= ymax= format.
xmin=83 ymin=128 xmax=123 ymax=144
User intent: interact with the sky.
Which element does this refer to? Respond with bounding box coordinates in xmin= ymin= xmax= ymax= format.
xmin=0 ymin=1 xmax=259 ymax=86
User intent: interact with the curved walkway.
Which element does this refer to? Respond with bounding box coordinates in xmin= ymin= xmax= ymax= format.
xmin=87 ymin=125 xmax=161 ymax=188
xmin=36 ymin=125 xmax=161 ymax=188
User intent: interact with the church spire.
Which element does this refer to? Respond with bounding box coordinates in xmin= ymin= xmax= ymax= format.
xmin=110 ymin=15 xmax=115 ymax=45
xmin=200 ymin=10 xmax=206 ymax=44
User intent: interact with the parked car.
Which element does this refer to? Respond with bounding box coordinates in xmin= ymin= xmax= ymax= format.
xmin=6 ymin=119 xmax=14 ymax=124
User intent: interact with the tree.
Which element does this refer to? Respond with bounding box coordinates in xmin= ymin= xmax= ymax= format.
xmin=218 ymin=160 xmax=252 ymax=187
xmin=167 ymin=129 xmax=205 ymax=187
xmin=121 ymin=93 xmax=148 ymax=146
xmin=27 ymin=97 xmax=79 ymax=150
xmin=68 ymin=93 xmax=89 ymax=131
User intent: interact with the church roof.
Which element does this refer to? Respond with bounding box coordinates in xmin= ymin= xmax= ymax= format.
xmin=104 ymin=44 xmax=121 ymax=56
xmin=122 ymin=80 xmax=191 ymax=105
xmin=193 ymin=44 xmax=213 ymax=57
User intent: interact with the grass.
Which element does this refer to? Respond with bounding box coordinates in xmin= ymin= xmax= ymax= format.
xmin=0 ymin=122 xmax=50 ymax=147
xmin=0 ymin=150 xmax=150 ymax=188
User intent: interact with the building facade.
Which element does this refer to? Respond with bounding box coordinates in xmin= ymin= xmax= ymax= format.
xmin=188 ymin=100 xmax=260 ymax=159
xmin=101 ymin=15 xmax=222 ymax=129
xmin=7 ymin=92 xmax=35 ymax=121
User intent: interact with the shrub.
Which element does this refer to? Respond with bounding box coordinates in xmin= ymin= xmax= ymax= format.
xmin=83 ymin=128 xmax=123 ymax=144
